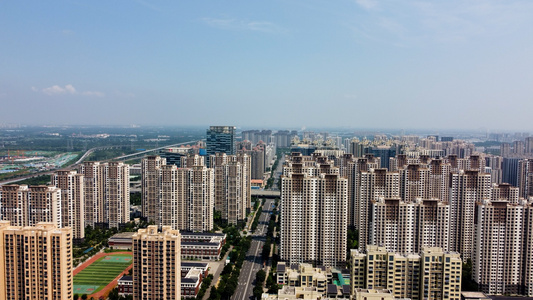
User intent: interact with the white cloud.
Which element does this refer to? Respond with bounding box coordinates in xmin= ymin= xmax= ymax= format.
xmin=355 ymin=0 xmax=378 ymax=10
xmin=36 ymin=84 xmax=105 ymax=97
xmin=202 ymin=17 xmax=286 ymax=34
xmin=42 ymin=84 xmax=77 ymax=95
xmin=348 ymin=0 xmax=533 ymax=46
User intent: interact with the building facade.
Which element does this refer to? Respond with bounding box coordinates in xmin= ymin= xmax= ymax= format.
xmin=0 ymin=221 xmax=73 ymax=300
xmin=52 ymin=170 xmax=85 ymax=241
xmin=0 ymin=184 xmax=61 ymax=228
xmin=206 ymin=126 xmax=236 ymax=164
xmin=280 ymin=153 xmax=347 ymax=267
xmin=351 ymin=245 xmax=462 ymax=300
xmin=132 ymin=226 xmax=181 ymax=300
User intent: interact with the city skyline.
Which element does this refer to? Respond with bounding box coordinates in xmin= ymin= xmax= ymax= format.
xmin=1 ymin=1 xmax=533 ymax=130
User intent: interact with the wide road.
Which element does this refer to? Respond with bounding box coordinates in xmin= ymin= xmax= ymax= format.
xmin=271 ymin=154 xmax=285 ymax=190
xmin=232 ymin=198 xmax=273 ymax=300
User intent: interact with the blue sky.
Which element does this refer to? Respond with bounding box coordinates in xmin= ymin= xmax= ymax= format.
xmin=1 ymin=0 xmax=533 ymax=131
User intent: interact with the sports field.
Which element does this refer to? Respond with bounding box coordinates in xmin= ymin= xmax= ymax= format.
xmin=73 ymin=253 xmax=132 ymax=295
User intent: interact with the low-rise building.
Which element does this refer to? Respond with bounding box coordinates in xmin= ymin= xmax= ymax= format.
xmin=117 ymin=275 xmax=133 ymax=297
xmin=108 ymin=232 xmax=135 ymax=249
xmin=181 ymin=268 xmax=204 ymax=298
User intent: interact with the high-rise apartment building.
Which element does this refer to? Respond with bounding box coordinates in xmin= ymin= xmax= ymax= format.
xmin=132 ymin=225 xmax=181 ymax=300
xmin=80 ymin=161 xmax=130 ymax=228
xmin=0 ymin=221 xmax=73 ymax=300
xmin=473 ymin=199 xmax=533 ymax=295
xmin=351 ymin=245 xmax=462 ymax=300
xmin=206 ymin=126 xmax=236 ymax=164
xmin=358 ymin=168 xmax=400 ymax=249
xmin=449 ymin=170 xmax=491 ymax=259
xmin=211 ymin=152 xmax=251 ymax=225
xmin=160 ymin=165 xmax=187 ymax=231
xmin=0 ymin=185 xmax=61 ymax=228
xmin=370 ymin=198 xmax=449 ymax=253
xmin=79 ymin=161 xmax=103 ymax=227
xmin=526 ymin=137 xmax=533 ymax=154
xmin=280 ymin=153 xmax=347 ymax=267
xmin=188 ymin=166 xmax=214 ymax=232
xmin=142 ymin=156 xmax=166 ymax=224
xmin=52 ymin=170 xmax=85 ymax=241
xmin=143 ymin=155 xmax=214 ymax=232
xmin=339 ymin=154 xmax=381 ymax=229
xmin=104 ymin=162 xmax=130 ymax=228
xmin=518 ymin=159 xmax=533 ymax=198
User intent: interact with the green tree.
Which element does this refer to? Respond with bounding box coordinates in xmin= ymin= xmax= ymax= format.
xmin=108 ymin=288 xmax=120 ymax=300
xmin=256 ymin=269 xmax=266 ymax=285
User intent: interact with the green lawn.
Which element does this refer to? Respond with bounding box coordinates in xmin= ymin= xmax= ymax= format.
xmin=73 ymin=254 xmax=132 ymax=294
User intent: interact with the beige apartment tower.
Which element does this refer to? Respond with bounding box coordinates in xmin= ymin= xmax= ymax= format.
xmin=211 ymin=152 xmax=251 ymax=225
xmin=79 ymin=161 xmax=103 ymax=227
xmin=280 ymin=153 xmax=347 ymax=267
xmin=351 ymin=245 xmax=462 ymax=300
xmin=0 ymin=184 xmax=61 ymax=228
xmin=141 ymin=156 xmax=166 ymax=224
xmin=132 ymin=225 xmax=181 ymax=300
xmin=53 ymin=170 xmax=85 ymax=240
xmin=79 ymin=161 xmax=130 ymax=228
xmin=188 ymin=166 xmax=214 ymax=232
xmin=0 ymin=221 xmax=73 ymax=300
xmin=104 ymin=162 xmax=130 ymax=228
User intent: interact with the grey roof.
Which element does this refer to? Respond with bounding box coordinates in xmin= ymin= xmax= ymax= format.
xmin=182 ymin=262 xmax=208 ymax=268
xmin=277 ymin=264 xmax=286 ymax=273
xmin=182 ymin=242 xmax=219 ymax=247
xmin=327 ymin=284 xmax=337 ymax=294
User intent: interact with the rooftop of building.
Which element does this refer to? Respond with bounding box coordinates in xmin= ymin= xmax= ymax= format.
xmin=119 ymin=275 xmax=133 ymax=282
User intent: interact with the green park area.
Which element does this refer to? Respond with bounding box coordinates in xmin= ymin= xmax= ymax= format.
xmin=73 ymin=254 xmax=132 ymax=295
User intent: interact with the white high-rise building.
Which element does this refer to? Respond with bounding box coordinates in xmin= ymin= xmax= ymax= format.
xmin=370 ymin=198 xmax=449 ymax=253
xmin=448 ymin=170 xmax=491 ymax=259
xmin=280 ymin=153 xmax=347 ymax=267
xmin=358 ymin=168 xmax=400 ymax=250
xmin=474 ymin=199 xmax=528 ymax=295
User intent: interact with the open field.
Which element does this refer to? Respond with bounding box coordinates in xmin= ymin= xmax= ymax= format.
xmin=73 ymin=253 xmax=132 ymax=295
